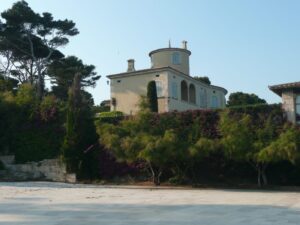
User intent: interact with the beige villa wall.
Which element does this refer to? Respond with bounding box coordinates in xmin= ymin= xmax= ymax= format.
xmin=167 ymin=71 xmax=226 ymax=112
xmin=151 ymin=50 xmax=190 ymax=75
xmin=110 ymin=72 xmax=168 ymax=115
xmin=110 ymin=69 xmax=226 ymax=115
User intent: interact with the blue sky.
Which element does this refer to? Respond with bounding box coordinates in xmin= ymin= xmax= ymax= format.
xmin=1 ymin=0 xmax=300 ymax=104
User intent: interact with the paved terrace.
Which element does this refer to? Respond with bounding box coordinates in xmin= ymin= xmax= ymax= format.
xmin=0 ymin=182 xmax=300 ymax=225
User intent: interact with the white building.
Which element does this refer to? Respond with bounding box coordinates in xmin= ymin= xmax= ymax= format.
xmin=107 ymin=41 xmax=227 ymax=115
xmin=269 ymin=81 xmax=300 ymax=124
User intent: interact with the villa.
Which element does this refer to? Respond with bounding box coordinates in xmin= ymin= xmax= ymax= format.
xmin=269 ymin=81 xmax=300 ymax=124
xmin=107 ymin=41 xmax=227 ymax=115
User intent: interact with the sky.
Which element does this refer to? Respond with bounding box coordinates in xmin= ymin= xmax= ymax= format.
xmin=1 ymin=0 xmax=300 ymax=104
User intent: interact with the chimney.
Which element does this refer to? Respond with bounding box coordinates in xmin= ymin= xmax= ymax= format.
xmin=127 ymin=59 xmax=135 ymax=72
xmin=182 ymin=40 xmax=188 ymax=50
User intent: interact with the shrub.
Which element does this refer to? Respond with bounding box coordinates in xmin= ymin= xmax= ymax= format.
xmin=96 ymin=111 xmax=124 ymax=124
xmin=0 ymin=160 xmax=4 ymax=170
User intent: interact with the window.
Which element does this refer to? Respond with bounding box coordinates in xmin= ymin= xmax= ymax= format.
xmin=155 ymin=81 xmax=163 ymax=97
xmin=296 ymin=95 xmax=300 ymax=123
xmin=189 ymin=84 xmax=196 ymax=104
xmin=219 ymin=93 xmax=224 ymax=107
xmin=199 ymin=88 xmax=207 ymax=108
xmin=172 ymin=52 xmax=181 ymax=65
xmin=151 ymin=57 xmax=154 ymax=68
xmin=171 ymin=82 xmax=178 ymax=99
xmin=181 ymin=80 xmax=188 ymax=101
xmin=211 ymin=96 xmax=219 ymax=108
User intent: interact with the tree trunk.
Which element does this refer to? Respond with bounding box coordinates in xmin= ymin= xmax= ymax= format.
xmin=257 ymin=165 xmax=262 ymax=188
xmin=262 ymin=164 xmax=268 ymax=186
xmin=36 ymin=62 xmax=44 ymax=100
xmin=148 ymin=162 xmax=162 ymax=186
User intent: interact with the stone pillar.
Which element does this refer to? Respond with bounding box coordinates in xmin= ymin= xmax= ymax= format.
xmin=282 ymin=91 xmax=296 ymax=123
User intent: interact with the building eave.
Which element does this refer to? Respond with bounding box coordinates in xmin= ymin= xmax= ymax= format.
xmin=269 ymin=81 xmax=300 ymax=96
xmin=107 ymin=67 xmax=228 ymax=95
xmin=107 ymin=67 xmax=172 ymax=79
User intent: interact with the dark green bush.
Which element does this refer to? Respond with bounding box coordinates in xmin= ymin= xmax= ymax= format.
xmin=0 ymin=85 xmax=65 ymax=163
xmin=14 ymin=123 xmax=63 ymax=163
xmin=0 ymin=160 xmax=4 ymax=170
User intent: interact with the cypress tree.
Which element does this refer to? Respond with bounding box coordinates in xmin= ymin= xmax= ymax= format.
xmin=147 ymin=81 xmax=158 ymax=112
xmin=61 ymin=73 xmax=99 ymax=179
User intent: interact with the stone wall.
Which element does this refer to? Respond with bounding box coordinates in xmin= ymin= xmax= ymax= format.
xmin=0 ymin=155 xmax=76 ymax=183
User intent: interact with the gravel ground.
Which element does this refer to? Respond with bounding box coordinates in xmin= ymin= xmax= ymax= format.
xmin=0 ymin=182 xmax=300 ymax=225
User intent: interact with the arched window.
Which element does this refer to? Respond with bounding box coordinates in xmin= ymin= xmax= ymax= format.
xmin=189 ymin=84 xmax=196 ymax=104
xmin=172 ymin=52 xmax=181 ymax=65
xmin=296 ymin=96 xmax=300 ymax=123
xmin=181 ymin=80 xmax=188 ymax=101
xmin=199 ymin=88 xmax=207 ymax=108
xmin=155 ymin=81 xmax=163 ymax=97
xmin=171 ymin=82 xmax=178 ymax=99
xmin=211 ymin=96 xmax=219 ymax=108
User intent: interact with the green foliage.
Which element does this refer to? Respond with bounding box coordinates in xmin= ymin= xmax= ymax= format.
xmin=0 ymin=75 xmax=18 ymax=92
xmin=193 ymin=76 xmax=211 ymax=85
xmin=258 ymin=126 xmax=300 ymax=164
xmin=0 ymin=84 xmax=64 ymax=162
xmin=0 ymin=0 xmax=78 ymax=97
xmin=190 ymin=138 xmax=220 ymax=159
xmin=219 ymin=107 xmax=293 ymax=187
xmin=14 ymin=123 xmax=63 ymax=163
xmin=220 ymin=112 xmax=254 ymax=161
xmin=98 ymin=109 xmax=216 ymax=185
xmin=39 ymin=95 xmax=56 ymax=121
xmin=227 ymin=92 xmax=267 ymax=107
xmin=93 ymin=100 xmax=111 ymax=114
xmin=15 ymin=83 xmax=37 ymax=106
xmin=97 ymin=103 xmax=300 ymax=186
xmin=147 ymin=81 xmax=158 ymax=112
xmin=98 ymin=111 xmax=123 ymax=118
xmin=92 ymin=105 xmax=110 ymax=114
xmin=61 ymin=73 xmax=99 ymax=179
xmin=95 ymin=111 xmax=124 ymax=124
xmin=48 ymin=56 xmax=100 ymax=101
xmin=0 ymin=160 xmax=4 ymax=170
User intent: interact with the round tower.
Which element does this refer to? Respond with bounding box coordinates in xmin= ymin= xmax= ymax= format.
xmin=149 ymin=41 xmax=191 ymax=75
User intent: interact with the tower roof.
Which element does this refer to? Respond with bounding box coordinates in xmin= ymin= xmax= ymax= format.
xmin=149 ymin=48 xmax=191 ymax=57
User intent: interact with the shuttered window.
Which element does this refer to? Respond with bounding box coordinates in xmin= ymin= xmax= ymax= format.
xmin=171 ymin=82 xmax=178 ymax=99
xmin=155 ymin=81 xmax=163 ymax=97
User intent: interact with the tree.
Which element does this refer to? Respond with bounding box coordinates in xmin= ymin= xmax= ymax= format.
xmin=258 ymin=125 xmax=300 ymax=170
xmin=227 ymin=92 xmax=266 ymax=107
xmin=0 ymin=74 xmax=18 ymax=92
xmin=219 ymin=110 xmax=294 ymax=187
xmin=61 ymin=73 xmax=99 ymax=179
xmin=0 ymin=1 xmax=79 ymax=98
xmin=47 ymin=56 xmax=100 ymax=101
xmin=99 ymin=118 xmax=180 ymax=185
xmin=147 ymin=81 xmax=158 ymax=112
xmin=193 ymin=76 xmax=211 ymax=85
